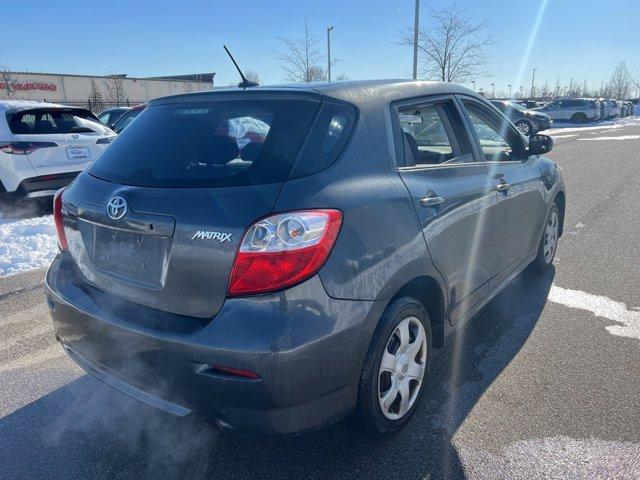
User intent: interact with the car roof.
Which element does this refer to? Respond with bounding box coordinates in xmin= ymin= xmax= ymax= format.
xmin=0 ymin=99 xmax=75 ymax=114
xmin=148 ymin=79 xmax=477 ymax=107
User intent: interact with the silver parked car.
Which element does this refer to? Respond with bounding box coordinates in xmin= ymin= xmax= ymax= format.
xmin=607 ymin=100 xmax=621 ymax=118
xmin=538 ymin=98 xmax=601 ymax=123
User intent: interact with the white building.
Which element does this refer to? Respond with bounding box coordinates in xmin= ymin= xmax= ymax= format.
xmin=0 ymin=71 xmax=215 ymax=104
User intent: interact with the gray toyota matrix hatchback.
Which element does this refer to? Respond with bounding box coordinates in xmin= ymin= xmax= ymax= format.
xmin=46 ymin=80 xmax=565 ymax=436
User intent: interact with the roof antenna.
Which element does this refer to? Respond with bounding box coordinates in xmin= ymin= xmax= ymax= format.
xmin=223 ymin=45 xmax=259 ymax=89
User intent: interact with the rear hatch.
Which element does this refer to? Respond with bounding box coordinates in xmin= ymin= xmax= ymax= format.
xmin=8 ymin=107 xmax=113 ymax=176
xmin=61 ymin=92 xmax=321 ymax=318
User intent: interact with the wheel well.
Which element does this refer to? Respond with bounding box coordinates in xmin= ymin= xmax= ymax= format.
xmin=553 ymin=191 xmax=566 ymax=236
xmin=390 ymin=276 xmax=445 ymax=348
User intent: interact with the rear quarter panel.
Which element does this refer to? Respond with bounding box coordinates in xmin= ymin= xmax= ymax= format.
xmin=275 ymin=96 xmax=445 ymax=303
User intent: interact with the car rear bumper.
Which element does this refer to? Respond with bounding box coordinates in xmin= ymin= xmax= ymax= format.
xmin=2 ymin=172 xmax=80 ymax=201
xmin=45 ymin=254 xmax=383 ymax=435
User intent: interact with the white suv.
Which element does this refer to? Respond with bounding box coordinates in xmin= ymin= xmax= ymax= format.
xmin=0 ymin=101 xmax=115 ymax=202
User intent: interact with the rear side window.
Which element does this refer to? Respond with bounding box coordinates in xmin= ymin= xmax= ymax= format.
xmin=289 ymin=102 xmax=356 ymax=178
xmin=399 ymin=100 xmax=471 ymax=165
xmin=89 ymin=99 xmax=320 ymax=187
xmin=8 ymin=108 xmax=99 ymax=134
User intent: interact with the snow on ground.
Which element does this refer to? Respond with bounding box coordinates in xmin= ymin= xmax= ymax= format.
xmin=0 ymin=214 xmax=57 ymax=277
xmin=543 ymin=115 xmax=640 ymax=136
xmin=578 ymin=135 xmax=640 ymax=141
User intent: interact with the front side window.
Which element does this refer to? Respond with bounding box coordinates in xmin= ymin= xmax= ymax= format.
xmin=399 ymin=101 xmax=470 ymax=165
xmin=112 ymin=109 xmax=142 ymax=133
xmin=462 ymin=100 xmax=523 ymax=162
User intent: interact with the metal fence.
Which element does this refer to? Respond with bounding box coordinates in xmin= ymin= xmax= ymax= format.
xmin=43 ymin=99 xmax=146 ymax=114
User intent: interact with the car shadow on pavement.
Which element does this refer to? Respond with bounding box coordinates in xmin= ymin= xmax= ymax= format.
xmin=0 ymin=268 xmax=555 ymax=480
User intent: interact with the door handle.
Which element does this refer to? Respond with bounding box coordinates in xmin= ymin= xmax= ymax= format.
xmin=495 ymin=180 xmax=510 ymax=192
xmin=420 ymin=192 xmax=444 ymax=208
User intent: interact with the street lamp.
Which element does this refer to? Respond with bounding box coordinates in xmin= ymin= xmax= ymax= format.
xmin=471 ymin=80 xmax=476 ymax=91
xmin=412 ymin=0 xmax=419 ymax=80
xmin=530 ymin=68 xmax=537 ymax=98
xmin=491 ymin=83 xmax=495 ymax=98
xmin=508 ymin=84 xmax=512 ymax=98
xmin=327 ymin=26 xmax=334 ymax=82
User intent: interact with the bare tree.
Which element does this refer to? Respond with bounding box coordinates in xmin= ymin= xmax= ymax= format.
xmin=401 ymin=4 xmax=492 ymax=83
xmin=105 ymin=75 xmax=126 ymax=105
xmin=182 ymin=80 xmax=196 ymax=93
xmin=0 ymin=66 xmax=14 ymax=100
xmin=277 ymin=19 xmax=327 ymax=82
xmin=244 ymin=70 xmax=261 ymax=85
xmin=89 ymin=78 xmax=103 ymax=110
xmin=334 ymin=73 xmax=350 ymax=81
xmin=609 ymin=61 xmax=633 ymax=99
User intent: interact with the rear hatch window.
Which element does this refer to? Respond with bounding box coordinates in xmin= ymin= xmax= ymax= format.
xmin=89 ymin=99 xmax=321 ymax=187
xmin=8 ymin=108 xmax=101 ymax=134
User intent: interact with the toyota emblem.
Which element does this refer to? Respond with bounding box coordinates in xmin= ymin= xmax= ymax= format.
xmin=106 ymin=196 xmax=128 ymax=220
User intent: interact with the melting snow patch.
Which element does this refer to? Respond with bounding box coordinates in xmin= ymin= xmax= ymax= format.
xmin=548 ymin=285 xmax=640 ymax=342
xmin=578 ymin=135 xmax=640 ymax=141
xmin=0 ymin=215 xmax=57 ymax=277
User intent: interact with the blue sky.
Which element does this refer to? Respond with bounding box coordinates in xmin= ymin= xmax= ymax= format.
xmin=4 ymin=0 xmax=639 ymax=94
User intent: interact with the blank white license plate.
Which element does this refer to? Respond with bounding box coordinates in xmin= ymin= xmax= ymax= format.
xmin=66 ymin=146 xmax=91 ymax=160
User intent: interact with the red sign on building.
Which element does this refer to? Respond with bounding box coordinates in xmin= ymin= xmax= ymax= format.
xmin=0 ymin=81 xmax=57 ymax=92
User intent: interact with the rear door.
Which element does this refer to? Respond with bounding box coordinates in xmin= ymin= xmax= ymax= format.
xmin=394 ymin=96 xmax=497 ymax=325
xmin=62 ymin=94 xmax=321 ymax=318
xmin=10 ymin=108 xmax=110 ymax=176
xmin=458 ymin=97 xmax=546 ymax=290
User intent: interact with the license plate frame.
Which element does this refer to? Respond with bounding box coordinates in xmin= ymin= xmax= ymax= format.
xmin=66 ymin=146 xmax=91 ymax=160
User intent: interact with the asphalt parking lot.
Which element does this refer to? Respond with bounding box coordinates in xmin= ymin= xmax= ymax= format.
xmin=1 ymin=122 xmax=639 ymax=479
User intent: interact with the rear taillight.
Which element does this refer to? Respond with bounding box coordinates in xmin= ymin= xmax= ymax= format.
xmin=0 ymin=141 xmax=58 ymax=154
xmin=228 ymin=209 xmax=342 ymax=297
xmin=53 ymin=189 xmax=68 ymax=251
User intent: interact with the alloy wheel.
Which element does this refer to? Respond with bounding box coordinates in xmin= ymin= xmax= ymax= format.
xmin=517 ymin=121 xmax=531 ymax=135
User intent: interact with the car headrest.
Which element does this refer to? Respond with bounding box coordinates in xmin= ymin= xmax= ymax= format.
xmin=240 ymin=142 xmax=262 ymax=163
xmin=201 ymin=135 xmax=239 ymax=165
xmin=403 ymin=131 xmax=420 ymax=165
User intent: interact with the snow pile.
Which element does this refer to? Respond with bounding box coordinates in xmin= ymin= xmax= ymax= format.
xmin=544 ymin=115 xmax=640 ymax=136
xmin=0 ymin=214 xmax=57 ymax=277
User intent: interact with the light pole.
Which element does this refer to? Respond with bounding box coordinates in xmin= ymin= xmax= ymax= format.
xmin=471 ymin=80 xmax=476 ymax=91
xmin=519 ymin=85 xmax=524 ymax=98
xmin=412 ymin=0 xmax=419 ymax=80
xmin=327 ymin=26 xmax=334 ymax=82
xmin=530 ymin=68 xmax=537 ymax=98
xmin=491 ymin=83 xmax=495 ymax=98
xmin=508 ymin=84 xmax=512 ymax=98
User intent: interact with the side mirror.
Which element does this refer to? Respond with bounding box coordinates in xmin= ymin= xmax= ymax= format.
xmin=528 ymin=134 xmax=553 ymax=155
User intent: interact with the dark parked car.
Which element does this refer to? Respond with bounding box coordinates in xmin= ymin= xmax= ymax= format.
xmin=515 ymin=99 xmax=543 ymax=109
xmin=47 ymin=80 xmax=565 ymax=436
xmin=111 ymin=104 xmax=145 ymax=133
xmin=97 ymin=107 xmax=129 ymax=128
xmin=491 ymin=100 xmax=552 ymax=135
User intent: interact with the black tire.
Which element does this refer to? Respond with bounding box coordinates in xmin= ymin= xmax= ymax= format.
xmin=571 ymin=113 xmax=587 ymax=124
xmin=355 ymin=297 xmax=433 ymax=435
xmin=515 ymin=120 xmax=532 ymax=136
xmin=532 ymin=203 xmax=560 ymax=271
